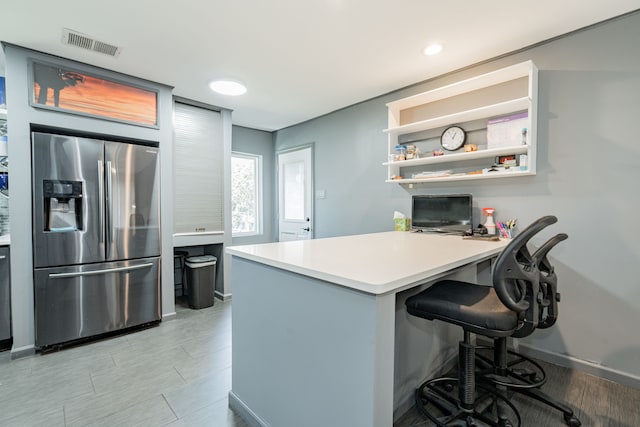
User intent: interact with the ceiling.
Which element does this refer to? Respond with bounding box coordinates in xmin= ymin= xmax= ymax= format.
xmin=1 ymin=2 xmax=638 ymax=131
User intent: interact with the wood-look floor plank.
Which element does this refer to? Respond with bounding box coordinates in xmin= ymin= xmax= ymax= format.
xmin=164 ymin=397 xmax=250 ymax=427
xmin=0 ymin=366 xmax=94 ymax=423
xmin=1 ymin=404 xmax=66 ymax=426
xmin=173 ymin=345 xmax=232 ymax=383
xmin=163 ymin=367 xmax=232 ymax=419
xmin=80 ymin=394 xmax=178 ymax=427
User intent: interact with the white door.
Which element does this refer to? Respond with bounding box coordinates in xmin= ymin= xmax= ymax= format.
xmin=278 ymin=146 xmax=313 ymax=241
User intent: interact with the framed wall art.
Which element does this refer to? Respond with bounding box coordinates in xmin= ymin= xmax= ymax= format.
xmin=29 ymin=60 xmax=158 ymax=128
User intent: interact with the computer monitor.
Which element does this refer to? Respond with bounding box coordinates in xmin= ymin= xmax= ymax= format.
xmin=411 ymin=194 xmax=473 ymax=234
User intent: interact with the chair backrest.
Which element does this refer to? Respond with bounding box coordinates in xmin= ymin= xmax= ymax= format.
xmin=491 ymin=216 xmax=558 ymax=333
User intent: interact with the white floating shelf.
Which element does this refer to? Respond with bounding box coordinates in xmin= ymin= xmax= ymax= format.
xmin=383 ymin=145 xmax=529 ymax=167
xmin=383 ymin=97 xmax=530 ymax=136
xmin=386 ymin=60 xmax=535 ymax=110
xmin=386 ymin=169 xmax=535 ymax=184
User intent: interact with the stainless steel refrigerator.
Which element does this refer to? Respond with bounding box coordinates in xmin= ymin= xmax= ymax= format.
xmin=32 ymin=132 xmax=161 ymax=348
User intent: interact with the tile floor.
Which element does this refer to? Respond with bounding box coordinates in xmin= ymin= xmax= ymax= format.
xmin=0 ymin=298 xmax=248 ymax=427
xmin=2 ymin=297 xmax=639 ymax=426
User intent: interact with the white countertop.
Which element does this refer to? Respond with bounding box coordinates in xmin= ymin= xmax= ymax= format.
xmin=227 ymin=231 xmax=509 ymax=295
xmin=0 ymin=234 xmax=9 ymax=246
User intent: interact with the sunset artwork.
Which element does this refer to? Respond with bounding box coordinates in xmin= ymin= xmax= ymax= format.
xmin=32 ymin=62 xmax=157 ymax=126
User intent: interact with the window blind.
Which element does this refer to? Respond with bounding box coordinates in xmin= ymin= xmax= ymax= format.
xmin=173 ymin=102 xmax=224 ymax=234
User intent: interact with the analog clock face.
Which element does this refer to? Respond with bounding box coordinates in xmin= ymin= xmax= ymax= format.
xmin=440 ymin=126 xmax=466 ymax=151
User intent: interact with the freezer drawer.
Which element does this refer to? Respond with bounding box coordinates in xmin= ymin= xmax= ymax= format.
xmin=34 ymin=257 xmax=161 ymax=348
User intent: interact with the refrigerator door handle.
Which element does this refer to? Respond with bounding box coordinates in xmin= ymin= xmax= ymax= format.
xmin=48 ymin=262 xmax=154 ymax=279
xmin=98 ymin=161 xmax=105 ymax=246
xmin=105 ymin=160 xmax=113 ymax=254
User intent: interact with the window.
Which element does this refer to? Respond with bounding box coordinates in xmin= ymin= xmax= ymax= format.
xmin=232 ymin=152 xmax=262 ymax=236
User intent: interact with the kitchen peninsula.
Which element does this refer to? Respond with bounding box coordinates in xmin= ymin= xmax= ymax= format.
xmin=227 ymin=231 xmax=509 ymax=427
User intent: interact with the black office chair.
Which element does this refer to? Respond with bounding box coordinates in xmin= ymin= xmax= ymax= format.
xmin=405 ymin=216 xmax=578 ymax=427
xmin=474 ymin=232 xmax=580 ymax=427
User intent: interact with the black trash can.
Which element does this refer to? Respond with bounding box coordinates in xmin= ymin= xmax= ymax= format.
xmin=185 ymin=255 xmax=217 ymax=309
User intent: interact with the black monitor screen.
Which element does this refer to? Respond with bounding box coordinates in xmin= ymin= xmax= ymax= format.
xmin=411 ymin=194 xmax=472 ymax=234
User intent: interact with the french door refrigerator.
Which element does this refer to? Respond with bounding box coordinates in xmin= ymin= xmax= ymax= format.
xmin=32 ymin=131 xmax=161 ymax=348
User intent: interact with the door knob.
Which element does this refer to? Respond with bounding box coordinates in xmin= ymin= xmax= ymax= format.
xmin=302 ymin=227 xmax=310 ymax=232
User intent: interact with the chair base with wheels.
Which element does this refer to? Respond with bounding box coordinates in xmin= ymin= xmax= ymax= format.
xmin=415 ymin=332 xmax=521 ymax=427
xmin=475 ymin=338 xmax=581 ymax=427
xmin=406 ymin=280 xmax=523 ymax=427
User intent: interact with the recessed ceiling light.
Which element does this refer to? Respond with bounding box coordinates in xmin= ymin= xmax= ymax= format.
xmin=209 ymin=80 xmax=247 ymax=96
xmin=423 ymin=43 xmax=443 ymax=56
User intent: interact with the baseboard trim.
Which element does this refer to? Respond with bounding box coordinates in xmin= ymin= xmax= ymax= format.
xmin=228 ymin=391 xmax=270 ymax=427
xmin=517 ymin=343 xmax=640 ymax=390
xmin=11 ymin=344 xmax=35 ymax=359
xmin=162 ymin=311 xmax=177 ymax=321
xmin=215 ymin=290 xmax=232 ymax=301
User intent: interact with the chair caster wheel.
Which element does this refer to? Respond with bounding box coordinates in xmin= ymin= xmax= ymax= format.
xmin=526 ymin=373 xmax=542 ymax=383
xmin=564 ymin=414 xmax=581 ymax=427
xmin=464 ymin=415 xmax=477 ymax=426
xmin=443 ymin=383 xmax=454 ymax=392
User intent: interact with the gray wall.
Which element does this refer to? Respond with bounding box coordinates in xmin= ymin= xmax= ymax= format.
xmin=231 ymin=125 xmax=275 ymax=245
xmin=274 ymin=98 xmax=399 ymax=238
xmin=274 ymin=12 xmax=640 ymax=385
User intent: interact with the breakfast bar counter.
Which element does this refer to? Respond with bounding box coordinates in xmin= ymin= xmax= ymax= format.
xmin=227 ymin=231 xmax=508 ymax=427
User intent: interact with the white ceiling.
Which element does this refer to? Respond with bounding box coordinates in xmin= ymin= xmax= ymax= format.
xmin=1 ymin=2 xmax=638 ymax=131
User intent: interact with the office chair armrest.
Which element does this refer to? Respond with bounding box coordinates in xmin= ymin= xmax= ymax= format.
xmin=493 ymin=216 xmax=557 ymax=313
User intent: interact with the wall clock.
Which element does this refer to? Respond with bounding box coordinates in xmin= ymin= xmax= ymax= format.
xmin=440 ymin=125 xmax=466 ymax=151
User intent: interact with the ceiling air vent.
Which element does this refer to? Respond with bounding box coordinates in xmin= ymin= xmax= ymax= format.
xmin=61 ymin=28 xmax=122 ymax=57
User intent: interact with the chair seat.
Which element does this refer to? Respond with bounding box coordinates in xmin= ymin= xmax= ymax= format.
xmin=406 ymin=280 xmax=519 ymax=337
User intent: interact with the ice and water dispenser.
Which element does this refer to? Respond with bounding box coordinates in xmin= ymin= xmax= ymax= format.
xmin=42 ymin=179 xmax=83 ymax=232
